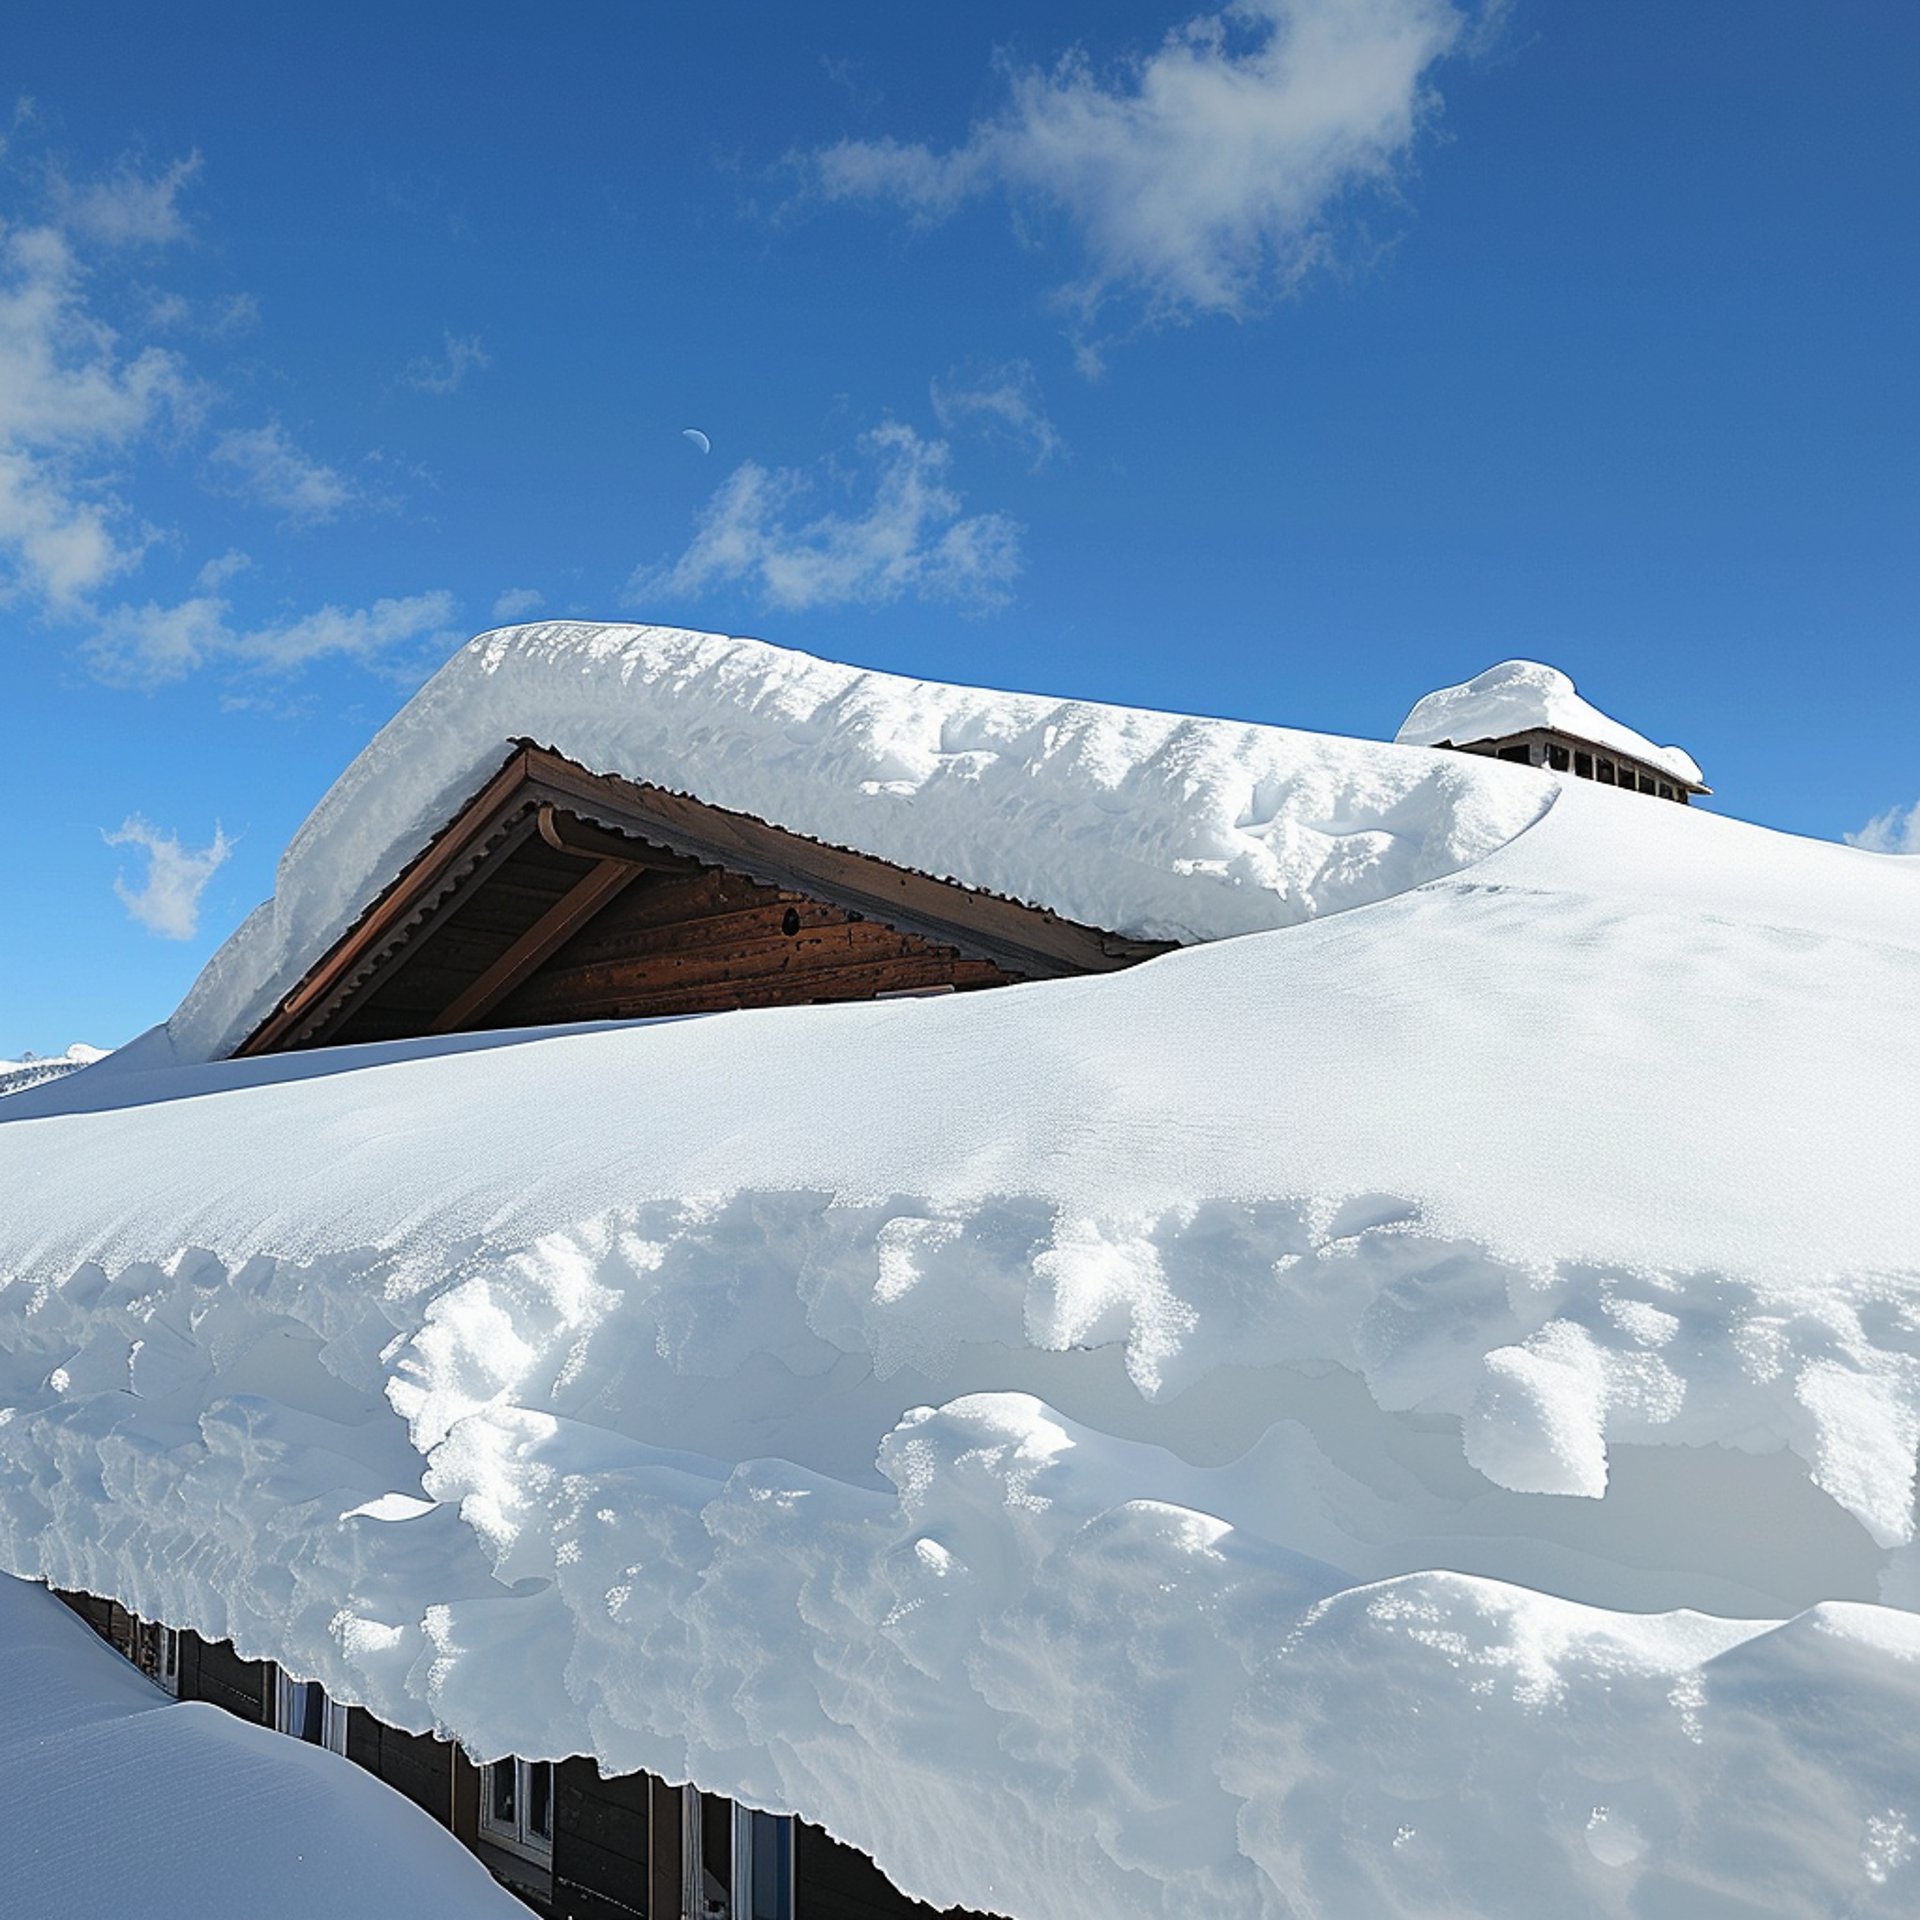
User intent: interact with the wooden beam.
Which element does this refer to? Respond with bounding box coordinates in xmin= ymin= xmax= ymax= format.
xmin=236 ymin=747 xmax=537 ymax=1056
xmin=427 ymin=856 xmax=642 ymax=1034
xmin=534 ymin=802 xmax=694 ymax=869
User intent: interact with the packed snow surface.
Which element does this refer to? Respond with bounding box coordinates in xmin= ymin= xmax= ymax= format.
xmin=1396 ymin=659 xmax=1707 ymax=788
xmin=162 ymin=621 xmax=1547 ymax=1062
xmin=0 ymin=1575 xmax=525 ymax=1919
xmin=4 ymin=772 xmax=1920 ymax=1918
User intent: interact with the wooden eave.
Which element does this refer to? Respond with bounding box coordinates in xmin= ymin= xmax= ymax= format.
xmin=234 ymin=742 xmax=1174 ymax=1057
xmin=1438 ymin=728 xmax=1711 ymax=796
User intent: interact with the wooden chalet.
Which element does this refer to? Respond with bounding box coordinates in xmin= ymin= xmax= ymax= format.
xmin=1427 ymin=725 xmax=1709 ymax=804
xmin=62 ymin=741 xmax=1180 ymax=1920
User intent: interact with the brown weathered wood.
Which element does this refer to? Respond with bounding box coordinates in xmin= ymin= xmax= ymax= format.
xmin=536 ymin=801 xmax=694 ymax=869
xmin=236 ymin=748 xmax=538 ymax=1055
xmin=492 ymin=860 xmax=1017 ymax=1026
xmin=503 ymin=953 xmax=1010 ymax=1024
xmin=647 ymin=1775 xmax=683 ymax=1920
xmin=429 ymin=857 xmax=643 ymax=1034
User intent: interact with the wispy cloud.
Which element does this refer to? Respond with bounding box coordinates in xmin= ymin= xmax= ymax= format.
xmin=0 ymin=219 xmax=193 ymax=609
xmin=141 ymin=285 xmax=259 ymax=338
xmin=1847 ymin=803 xmax=1920 ymax=856
xmin=51 ymin=153 xmax=202 ymax=247
xmin=0 ymin=143 xmax=456 ymax=697
xmin=85 ymin=584 xmax=464 ymax=688
xmin=402 ymin=331 xmax=490 ymax=395
xmin=629 ymin=421 xmax=1021 ymax=614
xmin=931 ymin=359 xmax=1064 ymax=468
xmin=104 ymin=814 xmax=233 ymax=940
xmin=491 ymin=586 xmax=544 ymax=622
xmin=209 ymin=420 xmax=358 ymax=526
xmin=804 ymin=0 xmax=1468 ymax=360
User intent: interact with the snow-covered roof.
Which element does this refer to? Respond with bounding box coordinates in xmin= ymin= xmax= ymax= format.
xmin=161 ymin=622 xmax=1547 ymax=1063
xmin=5 ymin=764 xmax=1920 ymax=1918
xmin=1395 ymin=658 xmax=1707 ymax=789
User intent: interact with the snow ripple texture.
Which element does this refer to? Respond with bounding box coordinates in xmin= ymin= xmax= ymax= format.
xmin=165 ymin=621 xmax=1545 ymax=1063
xmin=4 ymin=781 xmax=1920 ymax=1913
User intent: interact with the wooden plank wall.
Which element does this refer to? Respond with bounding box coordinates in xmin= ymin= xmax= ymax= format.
xmin=553 ymin=1758 xmax=650 ymax=1920
xmin=186 ymin=1634 xmax=270 ymax=1725
xmin=497 ymin=864 xmax=1014 ymax=1028
xmin=344 ymin=1707 xmax=455 ymax=1826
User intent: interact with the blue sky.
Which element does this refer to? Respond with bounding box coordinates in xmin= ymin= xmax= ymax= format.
xmin=4 ymin=0 xmax=1915 ymax=1053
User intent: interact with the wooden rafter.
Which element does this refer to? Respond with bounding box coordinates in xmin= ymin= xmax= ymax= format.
xmin=428 ymin=856 xmax=644 ymax=1034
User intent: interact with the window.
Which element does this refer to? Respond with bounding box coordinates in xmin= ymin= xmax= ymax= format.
xmin=1596 ymin=760 xmax=1616 ymax=785
xmin=130 ymin=1618 xmax=180 ymax=1696
xmin=682 ymin=1787 xmax=795 ymax=1920
xmin=1573 ymin=752 xmax=1593 ymax=780
xmin=481 ymin=1759 xmax=554 ymax=1865
xmin=1496 ymin=743 xmax=1533 ymax=765
xmin=1545 ymin=741 xmax=1571 ymax=772
xmin=737 ymin=1808 xmax=794 ymax=1920
xmin=272 ymin=1667 xmax=349 ymax=1754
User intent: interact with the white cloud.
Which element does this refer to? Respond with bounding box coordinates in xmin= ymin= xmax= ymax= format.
xmin=403 ymin=332 xmax=490 ymax=394
xmin=492 ymin=586 xmax=544 ymax=622
xmin=629 ymin=422 xmax=1021 ymax=614
xmin=0 ymin=149 xmax=455 ymax=695
xmin=931 ymin=359 xmax=1064 ymax=468
xmin=103 ymin=815 xmax=233 ymax=940
xmin=0 ymin=220 xmax=192 ymax=609
xmin=1847 ymin=803 xmax=1920 ymax=856
xmin=209 ymin=421 xmax=357 ymax=526
xmin=240 ymin=590 xmax=463 ymax=672
xmin=85 ymin=584 xmax=463 ymax=687
xmin=807 ymin=0 xmax=1466 ymax=347
xmin=51 ymin=153 xmax=202 ymax=247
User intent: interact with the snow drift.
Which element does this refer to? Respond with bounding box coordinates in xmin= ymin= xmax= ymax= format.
xmin=3 ymin=631 xmax=1919 ymax=1918
xmin=0 ymin=1574 xmax=525 ymax=1919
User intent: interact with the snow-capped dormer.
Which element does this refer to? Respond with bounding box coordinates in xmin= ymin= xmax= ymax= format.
xmin=1395 ymin=661 xmax=1708 ymax=803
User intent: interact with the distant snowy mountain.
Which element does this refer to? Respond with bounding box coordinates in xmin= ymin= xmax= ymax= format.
xmin=0 ymin=1044 xmax=107 ymax=1100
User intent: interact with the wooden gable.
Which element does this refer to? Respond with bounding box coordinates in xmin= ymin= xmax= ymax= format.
xmin=236 ymin=743 xmax=1173 ymax=1056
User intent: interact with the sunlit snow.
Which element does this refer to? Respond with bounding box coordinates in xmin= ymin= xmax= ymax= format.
xmin=1396 ymin=657 xmax=1706 ymax=789
xmin=3 ymin=630 xmax=1918 ymax=1918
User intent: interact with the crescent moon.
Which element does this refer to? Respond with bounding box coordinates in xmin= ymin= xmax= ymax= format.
xmin=682 ymin=428 xmax=711 ymax=455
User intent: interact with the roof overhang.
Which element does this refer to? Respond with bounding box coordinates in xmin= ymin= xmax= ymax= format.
xmin=235 ymin=743 xmax=1173 ymax=1057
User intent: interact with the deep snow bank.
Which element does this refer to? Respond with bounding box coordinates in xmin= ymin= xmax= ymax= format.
xmin=4 ymin=781 xmax=1920 ymax=1916
xmin=160 ymin=622 xmax=1545 ymax=1062
xmin=0 ymin=1575 xmax=525 ymax=1919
